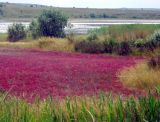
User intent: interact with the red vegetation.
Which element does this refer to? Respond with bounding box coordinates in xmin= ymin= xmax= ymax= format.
xmin=0 ymin=48 xmax=143 ymax=99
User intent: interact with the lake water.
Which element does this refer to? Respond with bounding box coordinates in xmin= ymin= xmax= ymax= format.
xmin=1 ymin=19 xmax=160 ymax=34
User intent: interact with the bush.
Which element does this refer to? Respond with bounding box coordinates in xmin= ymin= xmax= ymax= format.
xmin=87 ymin=32 xmax=98 ymax=41
xmin=148 ymin=56 xmax=160 ymax=69
xmin=29 ymin=20 xmax=40 ymax=39
xmin=117 ymin=41 xmax=132 ymax=55
xmin=133 ymin=39 xmax=146 ymax=53
xmin=38 ymin=9 xmax=68 ymax=38
xmin=149 ymin=30 xmax=160 ymax=47
xmin=0 ymin=9 xmax=3 ymax=16
xmin=104 ymin=38 xmax=117 ymax=53
xmin=75 ymin=39 xmax=105 ymax=53
xmin=134 ymin=39 xmax=145 ymax=48
xmin=8 ymin=23 xmax=26 ymax=42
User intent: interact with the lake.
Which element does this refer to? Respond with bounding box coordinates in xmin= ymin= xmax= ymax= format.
xmin=0 ymin=19 xmax=160 ymax=34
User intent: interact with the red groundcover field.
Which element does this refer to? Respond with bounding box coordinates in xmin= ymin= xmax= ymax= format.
xmin=0 ymin=48 xmax=143 ymax=99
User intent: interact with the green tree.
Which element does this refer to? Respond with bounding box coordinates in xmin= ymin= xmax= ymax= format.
xmin=38 ymin=9 xmax=68 ymax=37
xmin=0 ymin=9 xmax=3 ymax=16
xmin=29 ymin=20 xmax=40 ymax=39
xmin=8 ymin=23 xmax=26 ymax=42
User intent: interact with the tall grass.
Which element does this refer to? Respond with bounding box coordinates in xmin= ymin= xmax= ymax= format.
xmin=0 ymin=37 xmax=74 ymax=52
xmin=88 ymin=24 xmax=160 ymax=42
xmin=0 ymin=93 xmax=160 ymax=122
xmin=119 ymin=62 xmax=160 ymax=91
xmin=108 ymin=24 xmax=160 ymax=42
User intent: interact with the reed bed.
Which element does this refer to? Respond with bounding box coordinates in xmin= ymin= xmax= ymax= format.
xmin=0 ymin=93 xmax=160 ymax=122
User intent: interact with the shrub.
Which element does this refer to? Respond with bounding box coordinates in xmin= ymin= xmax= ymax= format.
xmin=117 ymin=41 xmax=132 ymax=55
xmin=29 ymin=20 xmax=40 ymax=39
xmin=0 ymin=9 xmax=3 ymax=16
xmin=149 ymin=30 xmax=160 ymax=47
xmin=134 ymin=39 xmax=145 ymax=48
xmin=87 ymin=32 xmax=98 ymax=41
xmin=89 ymin=13 xmax=96 ymax=18
xmin=8 ymin=23 xmax=26 ymax=42
xmin=75 ymin=39 xmax=105 ymax=53
xmin=104 ymin=38 xmax=117 ymax=53
xmin=38 ymin=9 xmax=68 ymax=38
xmin=148 ymin=56 xmax=160 ymax=69
xmin=134 ymin=39 xmax=146 ymax=53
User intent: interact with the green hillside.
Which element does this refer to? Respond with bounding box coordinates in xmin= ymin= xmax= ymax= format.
xmin=0 ymin=2 xmax=160 ymax=21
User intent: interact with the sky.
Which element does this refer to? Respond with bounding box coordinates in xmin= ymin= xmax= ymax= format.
xmin=0 ymin=0 xmax=160 ymax=8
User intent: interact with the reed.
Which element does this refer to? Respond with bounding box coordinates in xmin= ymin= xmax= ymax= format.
xmin=0 ymin=93 xmax=160 ymax=122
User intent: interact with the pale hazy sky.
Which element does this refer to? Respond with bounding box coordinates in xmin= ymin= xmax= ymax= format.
xmin=1 ymin=0 xmax=160 ymax=8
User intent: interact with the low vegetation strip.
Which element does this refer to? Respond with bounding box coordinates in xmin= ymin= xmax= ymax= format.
xmin=0 ymin=93 xmax=160 ymax=122
xmin=0 ymin=48 xmax=143 ymax=99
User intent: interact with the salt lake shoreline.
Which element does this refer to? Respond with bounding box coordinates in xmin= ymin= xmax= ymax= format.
xmin=1 ymin=19 xmax=160 ymax=34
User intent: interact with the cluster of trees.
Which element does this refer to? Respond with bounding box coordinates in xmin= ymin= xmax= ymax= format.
xmin=89 ymin=13 xmax=116 ymax=19
xmin=8 ymin=9 xmax=68 ymax=42
xmin=0 ymin=4 xmax=4 ymax=16
xmin=0 ymin=9 xmax=3 ymax=16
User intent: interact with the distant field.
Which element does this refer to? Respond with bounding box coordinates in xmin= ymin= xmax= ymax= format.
xmin=0 ymin=2 xmax=160 ymax=21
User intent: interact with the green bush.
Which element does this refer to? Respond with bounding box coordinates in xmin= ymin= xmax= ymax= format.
xmin=75 ymin=39 xmax=105 ymax=53
xmin=8 ymin=23 xmax=26 ymax=42
xmin=0 ymin=9 xmax=3 ymax=16
xmin=134 ymin=39 xmax=145 ymax=48
xmin=133 ymin=39 xmax=146 ymax=53
xmin=104 ymin=38 xmax=117 ymax=53
xmin=149 ymin=30 xmax=160 ymax=47
xmin=38 ymin=9 xmax=68 ymax=38
xmin=117 ymin=41 xmax=132 ymax=55
xmin=87 ymin=32 xmax=98 ymax=41
xmin=29 ymin=20 xmax=40 ymax=39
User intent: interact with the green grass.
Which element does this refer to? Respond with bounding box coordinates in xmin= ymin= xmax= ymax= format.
xmin=0 ymin=93 xmax=160 ymax=122
xmin=87 ymin=24 xmax=160 ymax=42
xmin=0 ymin=33 xmax=7 ymax=42
xmin=108 ymin=24 xmax=160 ymax=41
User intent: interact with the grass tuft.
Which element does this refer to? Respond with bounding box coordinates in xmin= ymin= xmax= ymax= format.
xmin=119 ymin=62 xmax=160 ymax=90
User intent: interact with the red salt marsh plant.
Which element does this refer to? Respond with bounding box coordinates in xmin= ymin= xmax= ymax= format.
xmin=0 ymin=48 xmax=144 ymax=100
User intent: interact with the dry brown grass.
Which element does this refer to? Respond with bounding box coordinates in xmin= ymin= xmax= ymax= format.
xmin=119 ymin=62 xmax=160 ymax=90
xmin=0 ymin=37 xmax=74 ymax=52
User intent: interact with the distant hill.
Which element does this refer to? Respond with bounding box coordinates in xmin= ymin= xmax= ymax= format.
xmin=0 ymin=2 xmax=160 ymax=21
